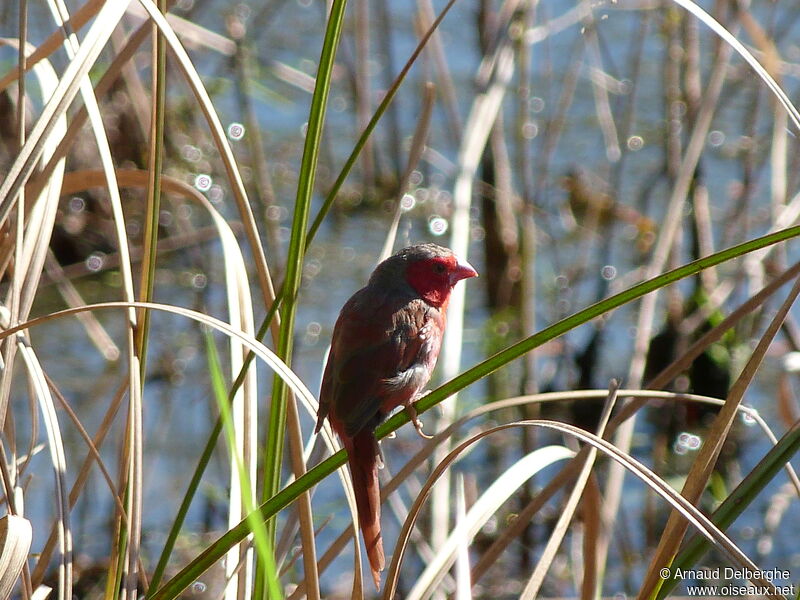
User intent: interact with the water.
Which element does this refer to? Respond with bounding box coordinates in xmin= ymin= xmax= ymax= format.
xmin=4 ymin=0 xmax=800 ymax=596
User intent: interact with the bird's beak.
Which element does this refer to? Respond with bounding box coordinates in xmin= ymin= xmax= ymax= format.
xmin=450 ymin=258 xmax=478 ymax=285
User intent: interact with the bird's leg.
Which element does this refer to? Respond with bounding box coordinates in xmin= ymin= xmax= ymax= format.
xmin=405 ymin=394 xmax=433 ymax=440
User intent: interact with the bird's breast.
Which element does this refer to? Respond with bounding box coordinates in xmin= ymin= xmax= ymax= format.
xmin=378 ymin=305 xmax=444 ymax=414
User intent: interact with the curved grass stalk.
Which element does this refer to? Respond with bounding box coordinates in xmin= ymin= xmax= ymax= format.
xmin=44 ymin=377 xmax=130 ymax=538
xmin=0 ymin=0 xmax=106 ymax=93
xmin=205 ymin=336 xmax=278 ymax=600
xmin=527 ymin=421 xmax=785 ymax=599
xmin=0 ymin=299 xmax=327 ymax=599
xmin=1 ymin=19 xmax=135 ymax=589
xmin=41 ymin=2 xmax=141 ymax=595
xmin=409 ymin=223 xmax=800 ymax=430
xmin=56 ymin=167 xmax=268 ymax=597
xmin=0 ymin=301 xmax=318 ymax=433
xmin=384 ymin=420 xmax=782 ymax=600
xmin=17 ymin=343 xmax=72 ymax=600
xmin=519 ymin=382 xmax=620 ymax=600
xmin=220 ymin=221 xmax=259 ymax=600
xmin=403 ymin=445 xmax=576 ymax=599
xmin=30 ymin=381 xmax=128 ymax=587
xmin=136 ymin=0 xmax=168 ymax=359
xmin=670 ymin=0 xmax=800 ymax=132
xmin=459 ymin=394 xmax=793 ymax=585
xmin=453 ymin=475 xmax=470 ymax=599
xmin=0 ymin=515 xmax=32 ymax=600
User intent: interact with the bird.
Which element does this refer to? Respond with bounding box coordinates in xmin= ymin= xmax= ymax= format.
xmin=315 ymin=243 xmax=478 ymax=588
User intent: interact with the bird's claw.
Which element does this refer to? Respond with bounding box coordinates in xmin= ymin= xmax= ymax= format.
xmin=405 ymin=402 xmax=433 ymax=440
xmin=412 ymin=418 xmax=433 ymax=440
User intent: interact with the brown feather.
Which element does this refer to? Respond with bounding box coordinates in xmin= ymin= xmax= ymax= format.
xmin=344 ymin=429 xmax=385 ymax=588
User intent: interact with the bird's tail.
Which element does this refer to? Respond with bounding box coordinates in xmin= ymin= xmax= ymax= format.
xmin=344 ymin=429 xmax=385 ymax=589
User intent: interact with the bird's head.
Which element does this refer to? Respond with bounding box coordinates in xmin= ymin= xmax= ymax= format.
xmin=373 ymin=243 xmax=477 ymax=308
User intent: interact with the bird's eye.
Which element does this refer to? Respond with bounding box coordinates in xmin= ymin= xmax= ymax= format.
xmin=433 ymin=263 xmax=446 ymax=274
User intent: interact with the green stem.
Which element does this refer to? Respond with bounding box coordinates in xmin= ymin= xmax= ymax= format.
xmin=256 ymin=2 xmax=348 ymax=598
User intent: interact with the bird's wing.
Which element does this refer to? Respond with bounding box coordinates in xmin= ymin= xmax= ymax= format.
xmin=321 ymin=296 xmax=436 ymax=437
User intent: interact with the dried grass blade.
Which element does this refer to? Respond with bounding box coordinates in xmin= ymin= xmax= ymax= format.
xmin=579 ymin=475 xmax=601 ymax=600
xmin=30 ymin=586 xmax=50 ymax=600
xmin=283 ymin=400 xmax=320 ymax=600
xmin=0 ymin=0 xmax=105 ymax=93
xmin=670 ymin=0 xmax=800 ymax=131
xmin=0 ymin=515 xmax=32 ymax=600
xmin=125 ymin=3 xmax=236 ymax=55
xmin=0 ymin=0 xmax=130 ymax=227
xmin=0 ymin=34 xmax=65 ymax=447
xmin=30 ymin=382 xmax=127 ymax=586
xmin=520 ymin=382 xmax=619 ymax=600
xmin=134 ymin=0 xmax=276 ymax=310
xmin=0 ymin=302 xmax=318 ymax=439
xmin=658 ymin=419 xmax=800 ymax=599
xmin=379 ymin=81 xmax=436 ymax=262
xmin=17 ymin=344 xmax=71 ymax=600
xmin=453 ymin=475 xmax=471 ymax=600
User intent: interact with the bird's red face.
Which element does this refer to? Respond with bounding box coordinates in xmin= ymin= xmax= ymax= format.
xmin=405 ymin=253 xmax=478 ymax=307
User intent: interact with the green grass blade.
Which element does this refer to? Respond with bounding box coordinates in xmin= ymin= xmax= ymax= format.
xmin=257 ymin=1 xmax=348 ymax=597
xmin=205 ymin=333 xmax=282 ymax=600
